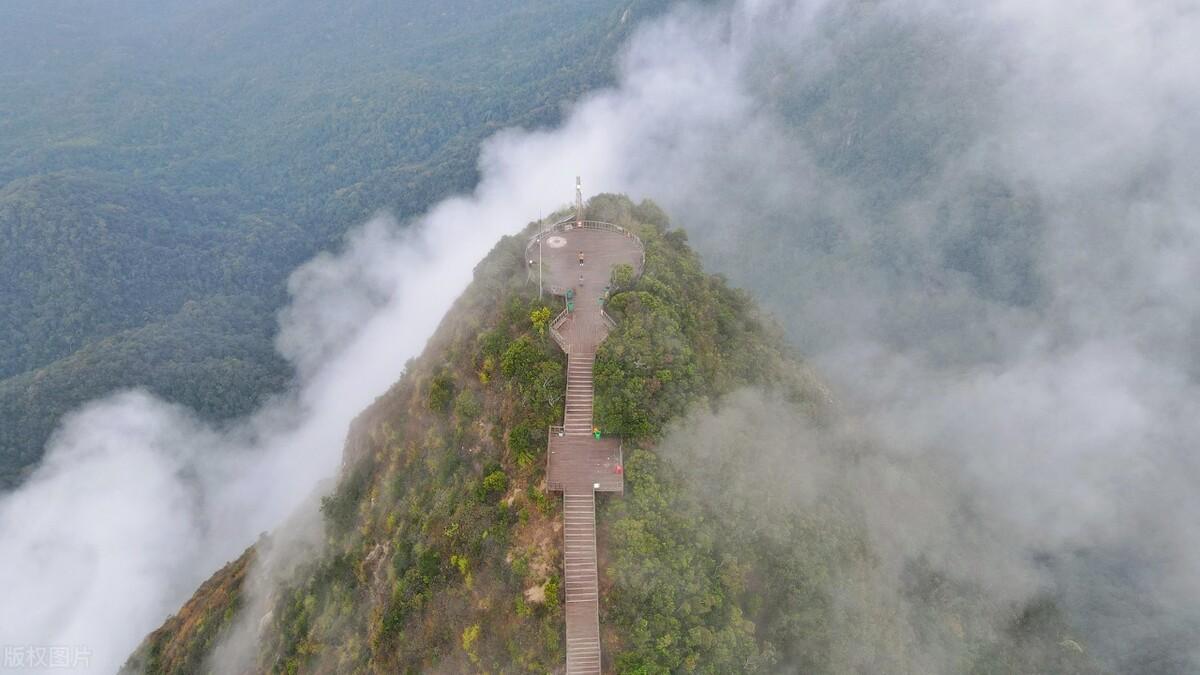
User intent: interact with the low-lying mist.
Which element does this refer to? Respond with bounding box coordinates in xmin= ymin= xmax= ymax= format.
xmin=597 ymin=1 xmax=1200 ymax=671
xmin=2 ymin=0 xmax=1196 ymax=672
xmin=0 ymin=178 xmax=580 ymax=670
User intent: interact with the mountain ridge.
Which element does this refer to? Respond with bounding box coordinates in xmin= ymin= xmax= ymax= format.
xmin=123 ymin=195 xmax=1099 ymax=674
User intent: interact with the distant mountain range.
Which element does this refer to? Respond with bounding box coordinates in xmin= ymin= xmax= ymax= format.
xmin=0 ymin=0 xmax=671 ymax=488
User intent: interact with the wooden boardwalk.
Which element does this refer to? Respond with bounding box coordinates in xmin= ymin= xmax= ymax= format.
xmin=533 ymin=222 xmax=643 ymax=674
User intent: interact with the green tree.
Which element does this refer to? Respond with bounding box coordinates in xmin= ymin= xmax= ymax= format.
xmin=611 ymin=263 xmax=636 ymax=289
xmin=530 ymin=306 xmax=552 ymax=336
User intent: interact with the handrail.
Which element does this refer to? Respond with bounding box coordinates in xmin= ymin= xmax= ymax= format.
xmin=588 ymin=490 xmax=599 ymax=602
xmin=617 ymin=441 xmax=624 ymax=495
xmin=547 ymin=425 xmax=566 ymax=492
xmin=549 ymin=308 xmax=571 ymax=354
xmin=599 ymin=308 xmax=617 ymax=330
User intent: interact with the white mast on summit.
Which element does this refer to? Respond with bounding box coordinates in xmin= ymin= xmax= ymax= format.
xmin=575 ymin=176 xmax=583 ymax=227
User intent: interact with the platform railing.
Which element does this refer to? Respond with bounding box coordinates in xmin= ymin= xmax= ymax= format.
xmin=546 ymin=425 xmax=566 ymax=492
xmin=549 ymin=308 xmax=571 ymax=354
xmin=524 ymin=215 xmax=573 ymax=285
xmin=525 ymin=219 xmax=646 ymax=273
xmin=600 ymin=307 xmax=617 ymax=330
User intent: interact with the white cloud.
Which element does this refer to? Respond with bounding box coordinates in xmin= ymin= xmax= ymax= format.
xmin=4 ymin=0 xmax=1199 ymax=670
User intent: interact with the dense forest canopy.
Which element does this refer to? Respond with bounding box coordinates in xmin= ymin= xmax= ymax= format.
xmin=0 ymin=0 xmax=670 ymax=488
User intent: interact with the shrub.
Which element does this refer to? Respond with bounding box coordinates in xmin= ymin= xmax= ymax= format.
xmin=544 ymin=576 xmax=560 ymax=610
xmin=507 ymin=422 xmax=537 ymax=457
xmin=477 ymin=469 xmax=508 ymax=502
xmin=461 ymin=624 xmax=481 ymax=662
xmin=427 ymin=371 xmax=454 ymax=414
xmin=478 ymin=329 xmax=507 ymax=359
xmin=500 ymin=337 xmax=539 ymax=380
xmin=611 ymin=263 xmax=635 ymax=290
xmin=454 ymin=389 xmax=481 ymax=421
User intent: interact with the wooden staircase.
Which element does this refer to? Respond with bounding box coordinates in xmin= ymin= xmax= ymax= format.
xmin=563 ymin=351 xmax=600 ymax=673
xmin=563 ymin=491 xmax=601 ymax=674
xmin=564 ymin=353 xmax=596 ymax=437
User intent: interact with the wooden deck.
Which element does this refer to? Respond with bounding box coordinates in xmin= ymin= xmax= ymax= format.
xmin=546 ymin=430 xmax=624 ymax=494
xmin=534 ymin=222 xmax=643 ymax=674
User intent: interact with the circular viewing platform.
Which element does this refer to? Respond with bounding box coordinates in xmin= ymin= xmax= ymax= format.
xmin=526 ymin=220 xmax=645 ymax=299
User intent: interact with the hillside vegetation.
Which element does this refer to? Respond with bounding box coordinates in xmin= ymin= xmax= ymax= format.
xmin=125 ymin=197 xmax=1100 ymax=674
xmin=0 ymin=0 xmax=671 ymax=488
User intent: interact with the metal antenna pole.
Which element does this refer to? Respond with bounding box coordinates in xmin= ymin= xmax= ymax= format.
xmin=538 ymin=237 xmax=543 ymax=299
xmin=575 ymin=175 xmax=583 ymax=226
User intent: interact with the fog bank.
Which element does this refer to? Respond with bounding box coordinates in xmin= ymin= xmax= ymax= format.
xmin=3 ymin=0 xmax=1198 ymax=671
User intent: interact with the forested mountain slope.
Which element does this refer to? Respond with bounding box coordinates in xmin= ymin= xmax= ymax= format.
xmin=125 ymin=197 xmax=1099 ymax=674
xmin=0 ymin=0 xmax=669 ymax=488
